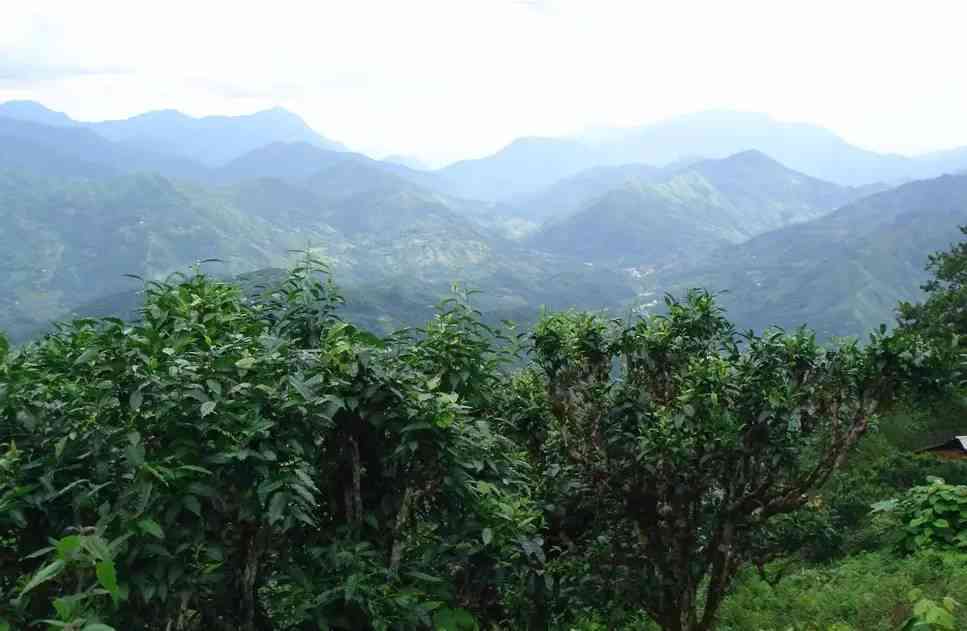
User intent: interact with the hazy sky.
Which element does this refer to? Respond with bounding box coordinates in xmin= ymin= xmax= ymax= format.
xmin=2 ymin=0 xmax=965 ymax=165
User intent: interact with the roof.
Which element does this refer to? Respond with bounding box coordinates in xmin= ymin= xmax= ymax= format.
xmin=915 ymin=432 xmax=967 ymax=453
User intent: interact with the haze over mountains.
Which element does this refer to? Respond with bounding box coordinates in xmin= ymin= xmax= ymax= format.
xmin=3 ymin=99 xmax=967 ymax=343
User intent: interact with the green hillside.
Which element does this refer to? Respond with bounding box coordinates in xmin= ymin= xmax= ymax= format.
xmin=656 ymin=173 xmax=967 ymax=337
xmin=0 ymin=167 xmax=644 ymax=343
xmin=0 ymin=171 xmax=325 ymax=341
xmin=531 ymin=151 xmax=859 ymax=265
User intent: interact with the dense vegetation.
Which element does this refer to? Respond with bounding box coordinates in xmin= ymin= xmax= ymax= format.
xmin=4 ymin=100 xmax=967 ymax=629
xmin=3 ymin=225 xmax=967 ymax=630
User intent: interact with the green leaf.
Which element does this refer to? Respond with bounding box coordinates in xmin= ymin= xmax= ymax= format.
xmin=268 ymin=492 xmax=288 ymax=525
xmin=129 ymin=389 xmax=143 ymax=411
xmin=96 ymin=560 xmax=119 ymax=602
xmin=235 ymin=357 xmax=256 ymax=370
xmin=82 ymin=624 xmax=117 ymax=631
xmin=200 ymin=400 xmax=217 ymax=418
xmin=183 ymin=495 xmax=202 ymax=517
xmin=138 ymin=518 xmax=165 ymax=540
xmin=19 ymin=559 xmax=65 ymax=597
xmin=482 ymin=528 xmax=493 ymax=546
xmin=55 ymin=535 xmax=82 ymax=559
xmin=73 ymin=348 xmax=99 ymax=365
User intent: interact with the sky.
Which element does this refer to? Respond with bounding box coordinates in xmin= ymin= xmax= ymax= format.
xmin=1 ymin=0 xmax=965 ymax=166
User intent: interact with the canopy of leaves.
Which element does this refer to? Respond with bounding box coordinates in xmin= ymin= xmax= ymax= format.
xmin=0 ymin=257 xmax=538 ymax=631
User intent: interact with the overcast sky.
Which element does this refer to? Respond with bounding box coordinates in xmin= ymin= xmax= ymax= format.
xmin=2 ymin=0 xmax=965 ymax=165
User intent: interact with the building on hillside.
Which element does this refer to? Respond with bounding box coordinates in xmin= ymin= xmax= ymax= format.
xmin=914 ymin=432 xmax=967 ymax=459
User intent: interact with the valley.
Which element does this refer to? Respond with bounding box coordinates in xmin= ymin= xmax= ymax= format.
xmin=2 ymin=100 xmax=967 ymax=344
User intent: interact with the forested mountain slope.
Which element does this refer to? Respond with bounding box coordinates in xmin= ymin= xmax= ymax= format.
xmin=0 ymin=171 xmax=326 ymax=341
xmin=531 ymin=151 xmax=859 ymax=264
xmin=0 ymin=168 xmax=644 ymax=342
xmin=658 ymin=173 xmax=967 ymax=337
xmin=511 ymin=162 xmax=665 ymax=222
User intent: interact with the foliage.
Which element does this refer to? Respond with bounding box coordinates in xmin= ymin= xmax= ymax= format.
xmin=0 ymin=258 xmax=536 ymax=630
xmin=873 ymin=478 xmax=967 ymax=554
xmin=899 ymin=225 xmax=967 ymax=359
xmin=716 ymin=551 xmax=967 ymax=631
xmin=901 ymin=590 xmax=960 ymax=631
xmin=2 ymin=233 xmax=965 ymax=630
xmin=13 ymin=529 xmax=122 ymax=631
xmin=525 ymin=290 xmax=937 ymax=631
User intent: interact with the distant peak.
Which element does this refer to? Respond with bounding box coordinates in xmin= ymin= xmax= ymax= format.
xmin=725 ymin=149 xmax=779 ymax=163
xmin=691 ymin=150 xmax=800 ymax=177
xmin=250 ymin=106 xmax=304 ymax=121
xmin=0 ymin=100 xmax=75 ymax=125
xmin=1 ymin=99 xmax=54 ymax=111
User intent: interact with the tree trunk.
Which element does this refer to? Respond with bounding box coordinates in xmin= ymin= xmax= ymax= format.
xmin=208 ymin=523 xmax=272 ymax=631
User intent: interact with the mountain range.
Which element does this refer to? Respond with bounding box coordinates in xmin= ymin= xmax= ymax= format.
xmin=0 ymin=100 xmax=345 ymax=165
xmin=653 ymin=173 xmax=967 ymax=338
xmin=2 ymin=99 xmax=966 ymax=343
xmin=529 ymin=150 xmax=866 ymax=265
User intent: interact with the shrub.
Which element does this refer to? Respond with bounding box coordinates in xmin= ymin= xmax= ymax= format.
xmin=873 ymin=478 xmax=967 ymax=553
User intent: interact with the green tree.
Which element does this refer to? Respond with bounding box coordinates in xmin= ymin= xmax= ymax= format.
xmin=0 ymin=260 xmax=536 ymax=631
xmin=526 ymin=290 xmax=933 ymax=631
xmin=899 ymin=225 xmax=967 ymax=365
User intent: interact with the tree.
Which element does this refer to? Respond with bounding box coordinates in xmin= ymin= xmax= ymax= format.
xmin=899 ymin=225 xmax=967 ymax=373
xmin=0 ymin=260 xmax=537 ymax=631
xmin=527 ymin=290 xmax=933 ymax=631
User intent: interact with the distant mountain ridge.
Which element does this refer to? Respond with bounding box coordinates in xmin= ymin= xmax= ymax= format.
xmin=0 ymin=100 xmax=345 ymax=166
xmin=529 ymin=150 xmax=862 ymax=265
xmin=435 ymin=111 xmax=967 ymax=201
xmin=657 ymin=173 xmax=967 ymax=337
xmin=5 ymin=99 xmax=967 ymax=345
xmin=6 ymin=100 xmax=967 ymax=200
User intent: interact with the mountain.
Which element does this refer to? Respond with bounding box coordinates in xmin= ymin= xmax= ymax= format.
xmin=0 ymin=167 xmax=646 ymax=343
xmin=0 ymin=117 xmax=208 ymax=180
xmin=656 ymin=173 xmax=967 ymax=338
xmin=584 ymin=111 xmax=915 ymax=186
xmin=530 ymin=151 xmax=859 ymax=264
xmin=512 ymin=163 xmax=664 ymax=222
xmin=0 ymin=170 xmax=335 ymax=342
xmin=383 ymin=154 xmax=429 ymax=170
xmin=0 ymin=100 xmax=346 ymax=166
xmin=87 ymin=106 xmax=345 ymax=165
xmin=436 ymin=137 xmax=603 ymax=201
xmin=916 ymin=146 xmax=967 ymax=180
xmin=0 ymin=100 xmax=76 ymax=127
xmin=215 ymin=142 xmax=355 ymax=182
xmin=429 ymin=111 xmax=967 ymax=201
